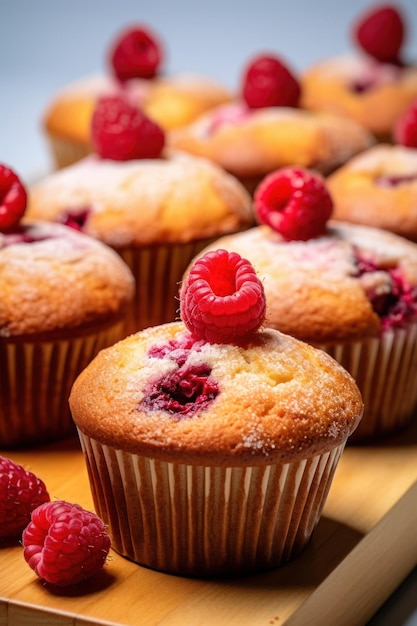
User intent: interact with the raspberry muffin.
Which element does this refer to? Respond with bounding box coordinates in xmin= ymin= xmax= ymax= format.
xmin=327 ymin=144 xmax=417 ymax=241
xmin=0 ymin=165 xmax=135 ymax=448
xmin=301 ymin=4 xmax=417 ymax=140
xmin=69 ymin=249 xmax=362 ymax=576
xmin=43 ymin=24 xmax=232 ymax=169
xmin=169 ymin=52 xmax=374 ymax=193
xmin=195 ymin=167 xmax=417 ymax=442
xmin=29 ymin=96 xmax=253 ymax=335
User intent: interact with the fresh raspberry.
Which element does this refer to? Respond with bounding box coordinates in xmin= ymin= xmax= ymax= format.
xmin=22 ymin=500 xmax=111 ymax=587
xmin=0 ymin=456 xmax=50 ymax=538
xmin=109 ymin=25 xmax=163 ymax=81
xmin=91 ymin=95 xmax=165 ymax=161
xmin=0 ymin=164 xmax=27 ymax=232
xmin=180 ymin=249 xmax=266 ymax=344
xmin=393 ymin=98 xmax=417 ymax=147
xmin=242 ymin=54 xmax=301 ymax=109
xmin=254 ymin=167 xmax=333 ymax=241
xmin=352 ymin=4 xmax=406 ymax=64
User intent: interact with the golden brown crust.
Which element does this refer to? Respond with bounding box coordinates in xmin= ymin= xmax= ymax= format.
xmin=327 ymin=145 xmax=417 ymax=241
xmin=168 ymin=103 xmax=374 ymax=178
xmin=301 ymin=55 xmax=417 ymax=140
xmin=195 ymin=221 xmax=417 ymax=343
xmin=43 ymin=73 xmax=232 ymax=146
xmin=69 ymin=322 xmax=363 ymax=465
xmin=27 ymin=152 xmax=253 ymax=247
xmin=0 ymin=221 xmax=135 ymax=337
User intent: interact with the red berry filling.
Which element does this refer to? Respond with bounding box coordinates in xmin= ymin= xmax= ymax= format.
xmin=375 ymin=173 xmax=417 ymax=187
xmin=91 ymin=95 xmax=165 ymax=161
xmin=1 ymin=226 xmax=50 ymax=247
xmin=0 ymin=164 xmax=27 ymax=233
xmin=0 ymin=455 xmax=50 ymax=538
xmin=109 ymin=25 xmax=163 ymax=81
xmin=57 ymin=207 xmax=91 ymax=231
xmin=356 ymin=255 xmax=417 ymax=329
xmin=242 ymin=54 xmax=301 ymax=109
xmin=180 ymin=249 xmax=266 ymax=344
xmin=352 ymin=4 xmax=406 ymax=64
xmin=140 ymin=362 xmax=219 ymax=417
xmin=254 ymin=167 xmax=333 ymax=241
xmin=393 ymin=98 xmax=417 ymax=148
xmin=22 ymin=500 xmax=111 ymax=587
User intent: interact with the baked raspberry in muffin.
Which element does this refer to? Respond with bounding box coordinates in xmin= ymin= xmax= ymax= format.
xmin=0 ymin=164 xmax=135 ymax=448
xmin=300 ymin=4 xmax=417 ymax=140
xmin=43 ymin=23 xmax=232 ymax=169
xmin=327 ymin=144 xmax=417 ymax=242
xmin=169 ymin=52 xmax=374 ymax=192
xmin=28 ymin=96 xmax=253 ymax=335
xmin=195 ymin=167 xmax=417 ymax=441
xmin=69 ymin=249 xmax=362 ymax=576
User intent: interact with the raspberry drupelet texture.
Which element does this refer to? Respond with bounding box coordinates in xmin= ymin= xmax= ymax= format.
xmin=22 ymin=500 xmax=111 ymax=587
xmin=254 ymin=167 xmax=333 ymax=241
xmin=0 ymin=164 xmax=28 ymax=232
xmin=91 ymin=95 xmax=165 ymax=161
xmin=352 ymin=3 xmax=406 ymax=64
xmin=242 ymin=54 xmax=301 ymax=109
xmin=109 ymin=24 xmax=164 ymax=81
xmin=0 ymin=456 xmax=50 ymax=538
xmin=180 ymin=249 xmax=266 ymax=344
xmin=393 ymin=98 xmax=417 ymax=147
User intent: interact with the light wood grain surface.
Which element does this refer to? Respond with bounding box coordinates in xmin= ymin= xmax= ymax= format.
xmin=1 ymin=419 xmax=417 ymax=626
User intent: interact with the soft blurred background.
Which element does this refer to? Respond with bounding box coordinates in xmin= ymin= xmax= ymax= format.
xmin=1 ymin=0 xmax=417 ymax=181
xmin=1 ymin=1 xmax=417 ymax=623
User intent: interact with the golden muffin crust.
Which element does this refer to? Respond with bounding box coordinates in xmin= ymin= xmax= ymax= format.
xmin=301 ymin=55 xmax=417 ymax=140
xmin=197 ymin=221 xmax=417 ymax=343
xmin=327 ymin=145 xmax=417 ymax=241
xmin=0 ymin=221 xmax=135 ymax=337
xmin=43 ymin=74 xmax=232 ymax=144
xmin=27 ymin=152 xmax=253 ymax=248
xmin=69 ymin=322 xmax=363 ymax=465
xmin=168 ymin=103 xmax=374 ymax=179
xmin=26 ymin=153 xmax=253 ymax=248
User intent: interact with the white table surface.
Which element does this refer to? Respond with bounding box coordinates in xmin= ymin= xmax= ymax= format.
xmin=1 ymin=2 xmax=417 ymax=623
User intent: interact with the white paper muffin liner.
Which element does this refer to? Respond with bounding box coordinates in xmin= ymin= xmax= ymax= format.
xmin=78 ymin=433 xmax=346 ymax=577
xmin=0 ymin=321 xmax=125 ymax=448
xmin=318 ymin=322 xmax=417 ymax=442
xmin=118 ymin=239 xmax=218 ymax=335
xmin=47 ymin=136 xmax=90 ymax=170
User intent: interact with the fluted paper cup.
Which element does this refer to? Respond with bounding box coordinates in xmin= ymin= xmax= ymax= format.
xmin=77 ymin=433 xmax=346 ymax=577
xmin=0 ymin=321 xmax=126 ymax=448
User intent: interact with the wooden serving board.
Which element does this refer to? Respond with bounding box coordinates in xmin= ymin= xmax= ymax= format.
xmin=1 ymin=420 xmax=417 ymax=626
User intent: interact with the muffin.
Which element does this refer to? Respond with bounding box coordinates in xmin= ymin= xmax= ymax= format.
xmin=69 ymin=249 xmax=362 ymax=576
xmin=195 ymin=167 xmax=417 ymax=442
xmin=169 ymin=103 xmax=375 ymax=192
xmin=0 ymin=165 xmax=135 ymax=448
xmin=327 ymin=144 xmax=417 ymax=241
xmin=27 ymin=138 xmax=253 ymax=335
xmin=43 ymin=24 xmax=232 ymax=169
xmin=300 ymin=4 xmax=417 ymax=140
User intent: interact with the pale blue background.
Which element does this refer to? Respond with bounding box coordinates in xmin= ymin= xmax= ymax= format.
xmin=0 ymin=1 xmax=417 ymax=623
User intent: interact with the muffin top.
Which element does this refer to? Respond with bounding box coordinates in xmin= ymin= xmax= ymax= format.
xmin=43 ymin=72 xmax=232 ymax=141
xmin=27 ymin=151 xmax=253 ymax=248
xmin=301 ymin=54 xmax=417 ymax=139
xmin=168 ymin=103 xmax=375 ymax=178
xmin=327 ymin=144 xmax=417 ymax=241
xmin=69 ymin=321 xmax=363 ymax=465
xmin=0 ymin=220 xmax=135 ymax=337
xmin=199 ymin=220 xmax=417 ymax=343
